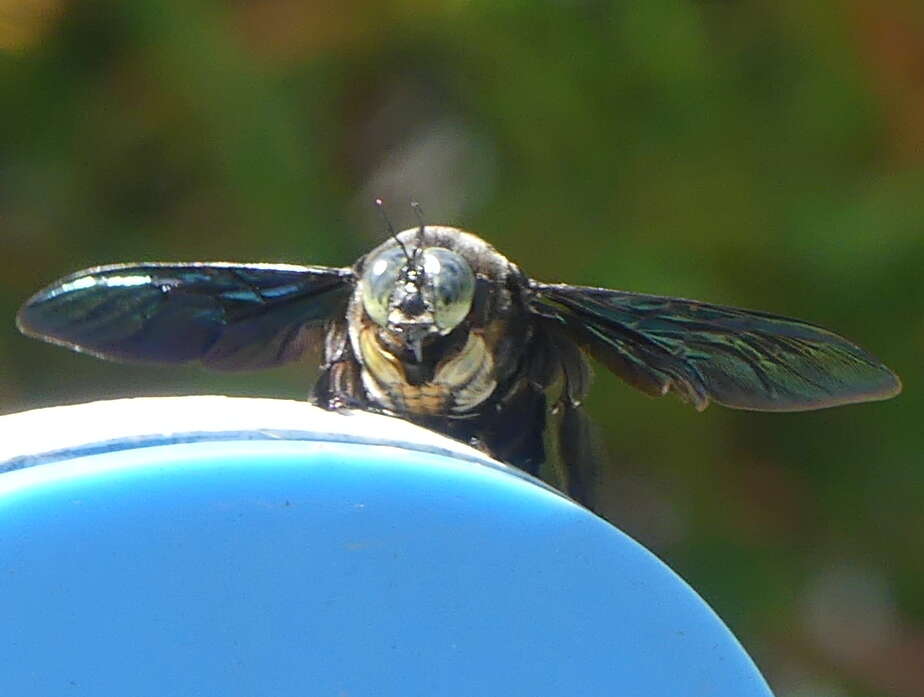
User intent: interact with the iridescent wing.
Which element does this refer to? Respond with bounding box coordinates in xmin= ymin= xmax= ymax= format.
xmin=17 ymin=263 xmax=354 ymax=371
xmin=531 ymin=282 xmax=901 ymax=411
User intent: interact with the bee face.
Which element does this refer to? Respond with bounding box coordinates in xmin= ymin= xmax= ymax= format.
xmin=358 ymin=228 xmax=477 ymax=361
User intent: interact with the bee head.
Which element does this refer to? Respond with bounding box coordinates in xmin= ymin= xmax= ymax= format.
xmin=359 ymin=232 xmax=476 ymax=361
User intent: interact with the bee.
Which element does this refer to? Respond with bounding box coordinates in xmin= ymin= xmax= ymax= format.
xmin=17 ymin=210 xmax=901 ymax=508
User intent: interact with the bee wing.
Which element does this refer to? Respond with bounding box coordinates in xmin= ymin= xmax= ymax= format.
xmin=17 ymin=263 xmax=354 ymax=371
xmin=531 ymin=282 xmax=901 ymax=411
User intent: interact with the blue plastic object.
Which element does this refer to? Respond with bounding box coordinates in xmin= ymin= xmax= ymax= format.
xmin=0 ymin=397 xmax=773 ymax=697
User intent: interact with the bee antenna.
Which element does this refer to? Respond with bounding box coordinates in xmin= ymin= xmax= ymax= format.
xmin=375 ymin=197 xmax=411 ymax=262
xmin=410 ymin=200 xmax=426 ymax=250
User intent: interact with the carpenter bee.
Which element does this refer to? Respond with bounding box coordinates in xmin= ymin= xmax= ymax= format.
xmin=16 ymin=211 xmax=901 ymax=508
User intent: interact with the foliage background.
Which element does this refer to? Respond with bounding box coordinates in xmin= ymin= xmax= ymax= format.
xmin=1 ymin=1 xmax=922 ymax=694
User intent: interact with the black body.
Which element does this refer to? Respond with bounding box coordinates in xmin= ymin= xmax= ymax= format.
xmin=17 ymin=225 xmax=902 ymax=509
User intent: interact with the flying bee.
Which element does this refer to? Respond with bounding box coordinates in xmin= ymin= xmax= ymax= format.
xmin=16 ymin=212 xmax=901 ymax=508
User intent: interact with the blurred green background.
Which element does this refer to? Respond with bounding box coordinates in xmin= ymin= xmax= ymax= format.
xmin=1 ymin=1 xmax=922 ymax=694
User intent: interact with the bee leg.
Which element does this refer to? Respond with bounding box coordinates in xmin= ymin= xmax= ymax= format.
xmin=558 ymin=402 xmax=602 ymax=512
xmin=466 ymin=435 xmax=493 ymax=457
xmin=535 ymin=323 xmax=601 ymax=510
xmin=311 ymin=321 xmax=369 ymax=411
xmin=312 ymin=359 xmax=367 ymax=411
xmin=311 ymin=331 xmax=366 ymax=411
xmin=480 ymin=384 xmax=547 ymax=479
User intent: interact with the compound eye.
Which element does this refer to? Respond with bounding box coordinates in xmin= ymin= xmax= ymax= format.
xmin=360 ymin=247 xmax=406 ymax=327
xmin=422 ymin=248 xmax=475 ymax=332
